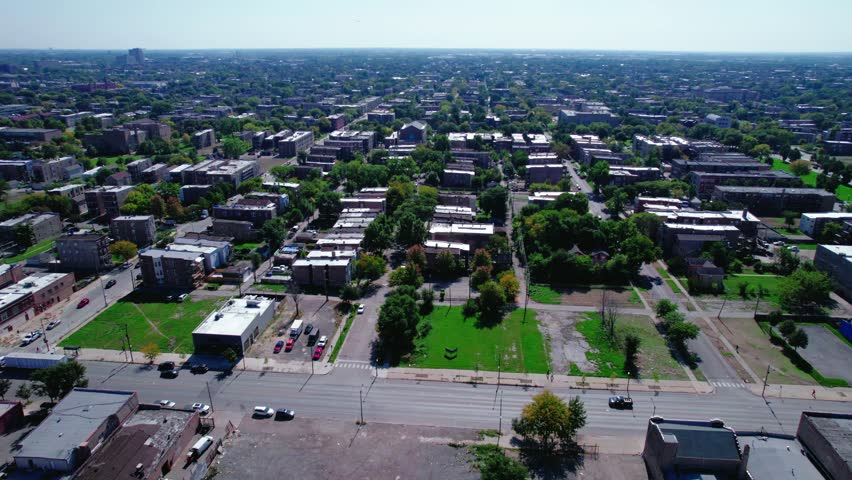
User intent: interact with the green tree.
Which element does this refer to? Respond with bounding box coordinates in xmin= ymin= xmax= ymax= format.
xmin=587 ymin=161 xmax=610 ymax=191
xmin=511 ymin=391 xmax=586 ymax=451
xmin=655 ymin=299 xmax=678 ymax=318
xmin=779 ymin=269 xmax=832 ymax=311
xmin=778 ymin=319 xmax=797 ymax=337
xmin=819 ymin=221 xmax=843 ymax=243
xmin=432 ymin=250 xmax=458 ymax=278
xmin=316 ymin=190 xmax=342 ymax=219
xmin=355 ymin=254 xmax=387 ymax=281
xmin=377 ymin=288 xmax=421 ymax=360
xmin=623 ymin=334 xmax=641 ymax=377
xmin=261 ymin=218 xmax=287 ymax=250
xmin=477 ymin=280 xmax=505 ymax=319
xmin=789 ymin=159 xmax=811 ymax=176
xmin=788 ymin=148 xmax=802 ymax=162
xmin=222 ymin=347 xmax=238 ymax=365
xmin=406 ymin=244 xmax=427 ymax=272
xmin=605 ymin=191 xmax=629 ymax=217
xmin=419 ymin=288 xmax=435 ymax=315
xmin=340 ymin=283 xmax=360 ymax=304
xmin=471 ymin=267 xmax=491 ymax=289
xmin=395 ymin=212 xmax=426 ymax=248
xmin=499 ymin=272 xmax=521 ymax=302
xmin=788 ymin=328 xmax=809 ymax=350
xmin=12 ymin=223 xmax=35 ymax=248
xmin=31 ymin=361 xmax=88 ymax=403
xmin=222 ymin=136 xmax=251 ymax=159
xmin=473 ymin=445 xmax=529 ymax=480
xmin=109 ymin=240 xmax=138 ymax=261
xmin=389 ymin=264 xmax=423 ymax=288
xmin=667 ymin=322 xmax=699 ymax=348
xmin=782 ymin=210 xmax=799 ymax=228
xmin=478 ymin=186 xmax=509 ymax=220
xmin=472 ymin=248 xmax=493 ymax=271
xmin=141 ymin=343 xmax=161 ymax=364
xmin=363 ymin=214 xmax=395 ymax=252
xmin=150 ymin=194 xmax=166 ymax=219
xmin=0 ymin=378 xmax=10 ymax=400
xmin=15 ymin=383 xmax=31 ymax=405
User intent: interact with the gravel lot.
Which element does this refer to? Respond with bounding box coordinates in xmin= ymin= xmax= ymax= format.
xmin=214 ymin=417 xmax=480 ymax=479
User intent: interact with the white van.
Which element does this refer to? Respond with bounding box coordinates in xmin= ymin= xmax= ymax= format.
xmin=289 ymin=319 xmax=304 ymax=338
xmin=187 ymin=436 xmax=214 ymax=461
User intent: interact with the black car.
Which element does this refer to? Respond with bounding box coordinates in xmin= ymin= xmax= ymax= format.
xmin=608 ymin=396 xmax=633 ymax=409
xmin=304 ymin=323 xmax=314 ymax=335
xmin=157 ymin=361 xmax=176 ymax=371
xmin=105 ymin=279 xmax=117 ymax=289
xmin=190 ymin=364 xmax=209 ymax=374
xmin=160 ymin=369 xmax=179 ymax=379
xmin=275 ymin=408 xmax=296 ymax=421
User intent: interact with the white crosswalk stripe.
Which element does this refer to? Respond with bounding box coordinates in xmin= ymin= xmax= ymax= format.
xmin=711 ymin=381 xmax=747 ymax=389
xmin=335 ymin=361 xmax=373 ymax=370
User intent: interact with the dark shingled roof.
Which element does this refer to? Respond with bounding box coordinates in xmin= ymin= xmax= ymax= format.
xmin=659 ymin=423 xmax=741 ymax=461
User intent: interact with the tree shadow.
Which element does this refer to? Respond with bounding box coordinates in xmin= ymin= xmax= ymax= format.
xmin=516 ymin=441 xmax=585 ymax=480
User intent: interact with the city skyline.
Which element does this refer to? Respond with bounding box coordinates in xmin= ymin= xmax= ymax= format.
xmin=2 ymin=0 xmax=851 ymax=53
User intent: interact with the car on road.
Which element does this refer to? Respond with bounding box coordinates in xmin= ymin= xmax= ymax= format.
xmin=120 ymin=263 xmax=131 ymax=270
xmin=275 ymin=408 xmax=295 ymax=421
xmin=77 ymin=298 xmax=90 ymax=308
xmin=20 ymin=334 xmax=34 ymax=346
xmin=160 ymin=369 xmax=179 ymax=379
xmin=158 ymin=361 xmax=176 ymax=371
xmin=158 ymin=400 xmax=176 ymax=408
xmin=304 ymin=323 xmax=313 ymax=335
xmin=273 ymin=340 xmax=285 ymax=353
xmin=608 ymin=396 xmax=633 ymax=409
xmin=105 ymin=279 xmax=117 ymax=289
xmin=166 ymin=295 xmax=174 ymax=302
xmin=177 ymin=293 xmax=189 ymax=302
xmin=253 ymin=406 xmax=274 ymax=417
xmin=317 ymin=335 xmax=328 ymax=347
xmin=190 ymin=364 xmax=209 ymax=374
xmin=312 ymin=345 xmax=324 ymax=361
xmin=357 ymin=304 xmax=365 ymax=314
xmin=46 ymin=320 xmax=61 ymax=330
xmin=192 ymin=403 xmax=211 ymax=415
xmin=285 ymin=338 xmax=295 ymax=352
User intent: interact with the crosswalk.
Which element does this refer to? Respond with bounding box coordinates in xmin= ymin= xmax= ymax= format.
xmin=711 ymin=380 xmax=747 ymax=389
xmin=336 ymin=361 xmax=373 ymax=370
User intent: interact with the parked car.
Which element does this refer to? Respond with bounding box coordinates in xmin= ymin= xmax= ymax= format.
xmin=253 ymin=406 xmax=274 ymax=417
xmin=46 ymin=320 xmax=61 ymax=330
xmin=160 ymin=369 xmax=179 ymax=379
xmin=192 ymin=403 xmax=211 ymax=415
xmin=77 ymin=298 xmax=90 ymax=309
xmin=357 ymin=304 xmax=365 ymax=314
xmin=190 ymin=364 xmax=209 ymax=374
xmin=166 ymin=295 xmax=174 ymax=302
xmin=608 ymin=396 xmax=633 ymax=409
xmin=177 ymin=293 xmax=189 ymax=302
xmin=304 ymin=323 xmax=314 ymax=335
xmin=105 ymin=279 xmax=117 ymax=289
xmin=120 ymin=263 xmax=131 ymax=270
xmin=275 ymin=408 xmax=296 ymax=421
xmin=158 ymin=400 xmax=176 ymax=408
xmin=317 ymin=335 xmax=328 ymax=347
xmin=312 ymin=345 xmax=324 ymax=361
xmin=285 ymin=338 xmax=295 ymax=352
xmin=273 ymin=340 xmax=285 ymax=353
xmin=158 ymin=361 xmax=176 ymax=371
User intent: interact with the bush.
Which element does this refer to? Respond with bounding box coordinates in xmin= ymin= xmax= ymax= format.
xmin=462 ymin=298 xmax=479 ymax=318
xmin=778 ymin=319 xmax=796 ymax=337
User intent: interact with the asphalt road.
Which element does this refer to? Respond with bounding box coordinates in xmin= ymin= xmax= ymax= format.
xmin=82 ymin=361 xmax=851 ymax=438
xmin=564 ymin=161 xmax=608 ymax=219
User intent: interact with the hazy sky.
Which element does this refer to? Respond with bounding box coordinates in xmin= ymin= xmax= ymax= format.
xmin=2 ymin=0 xmax=851 ymax=52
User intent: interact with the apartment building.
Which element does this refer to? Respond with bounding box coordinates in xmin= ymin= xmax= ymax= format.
xmin=0 ymin=213 xmax=61 ymax=245
xmin=278 ymin=130 xmax=314 ymax=157
xmin=56 ymin=232 xmax=112 ymax=271
xmin=139 ymin=249 xmax=205 ymax=289
xmin=192 ymin=129 xmax=216 ymax=149
xmin=181 ymin=159 xmax=259 ymax=187
xmin=126 ymin=157 xmax=153 ymax=182
xmin=526 ymin=164 xmax=564 ymax=185
xmin=712 ymin=186 xmax=836 ymax=216
xmin=689 ymin=170 xmax=802 ymax=198
xmin=212 ymin=200 xmax=277 ymax=227
xmin=0 ymin=159 xmax=34 ymax=182
xmin=110 ymin=215 xmax=156 ymax=247
xmin=84 ymin=185 xmax=135 ymax=219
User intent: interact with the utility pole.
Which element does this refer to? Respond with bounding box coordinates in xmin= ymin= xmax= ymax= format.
xmin=497 ymin=391 xmax=503 ymax=446
xmin=761 ymin=364 xmax=771 ymax=398
xmin=39 ymin=316 xmax=50 ymax=351
xmin=124 ymin=323 xmax=134 ymax=363
xmin=717 ymin=298 xmax=727 ymax=320
xmin=359 ymin=386 xmax=365 ymax=425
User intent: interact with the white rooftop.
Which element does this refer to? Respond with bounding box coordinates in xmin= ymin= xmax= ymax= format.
xmin=424 ymin=239 xmax=470 ymax=252
xmin=193 ymin=296 xmax=275 ymax=337
xmin=429 ymin=223 xmax=494 ymax=235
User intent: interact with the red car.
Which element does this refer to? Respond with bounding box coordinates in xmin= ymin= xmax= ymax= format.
xmin=312 ymin=345 xmax=324 ymax=361
xmin=285 ymin=337 xmax=296 ymax=352
xmin=273 ymin=340 xmax=285 ymax=354
xmin=77 ymin=298 xmax=90 ymax=309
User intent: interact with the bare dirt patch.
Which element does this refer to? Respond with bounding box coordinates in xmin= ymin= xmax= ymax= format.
xmin=559 ymin=286 xmax=636 ymax=307
xmin=536 ymin=310 xmax=594 ymax=374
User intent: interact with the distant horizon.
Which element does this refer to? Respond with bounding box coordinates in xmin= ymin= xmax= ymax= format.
xmin=3 ymin=0 xmax=851 ymax=53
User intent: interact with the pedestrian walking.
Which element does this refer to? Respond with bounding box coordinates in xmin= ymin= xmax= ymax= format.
xmin=812 ymin=389 xmax=816 ymax=399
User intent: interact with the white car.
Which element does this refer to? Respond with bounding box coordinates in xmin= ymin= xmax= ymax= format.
xmin=177 ymin=293 xmax=189 ymax=302
xmin=357 ymin=304 xmax=365 ymax=314
xmin=253 ymin=406 xmax=274 ymax=417
xmin=192 ymin=403 xmax=211 ymax=415
xmin=158 ymin=400 xmax=176 ymax=408
xmin=317 ymin=335 xmax=328 ymax=347
xmin=46 ymin=320 xmax=61 ymax=330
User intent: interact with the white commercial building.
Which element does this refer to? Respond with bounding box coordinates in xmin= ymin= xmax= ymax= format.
xmin=192 ymin=296 xmax=276 ymax=354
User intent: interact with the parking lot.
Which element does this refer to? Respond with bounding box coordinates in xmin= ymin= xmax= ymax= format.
xmin=215 ymin=416 xmax=480 ymax=480
xmin=245 ymin=294 xmax=342 ymax=363
xmin=797 ymin=324 xmax=852 ymax=383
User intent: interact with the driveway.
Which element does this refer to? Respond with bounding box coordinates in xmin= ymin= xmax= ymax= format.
xmin=797 ymin=324 xmax=852 ymax=383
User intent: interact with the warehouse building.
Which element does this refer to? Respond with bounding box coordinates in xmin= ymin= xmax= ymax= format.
xmin=192 ymin=296 xmax=276 ymax=354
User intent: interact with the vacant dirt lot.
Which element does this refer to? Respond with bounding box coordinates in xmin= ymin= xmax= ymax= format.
xmin=214 ymin=417 xmax=480 ymax=480
xmin=560 ymin=286 xmax=638 ymax=307
xmin=536 ymin=310 xmax=594 ymax=375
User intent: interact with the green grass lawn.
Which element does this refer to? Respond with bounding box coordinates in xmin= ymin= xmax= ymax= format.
xmin=329 ymin=310 xmax=356 ymax=363
xmin=96 ymin=154 xmax=143 ymax=165
xmin=410 ymin=307 xmax=549 ymax=374
xmin=656 ymin=266 xmax=683 ymax=294
xmin=790 ymin=243 xmax=817 ymax=251
xmin=2 ymin=236 xmax=57 ymax=264
xmin=59 ymin=293 xmax=223 ymax=354
xmin=721 ymin=274 xmax=783 ymax=305
xmin=772 ymin=159 xmax=817 ymax=186
xmin=529 ymin=284 xmax=561 ymax=304
xmin=255 ymin=283 xmax=287 ymax=292
xmin=573 ymin=313 xmax=688 ymax=380
xmin=835 ymin=185 xmax=852 ymax=202
xmin=233 ymin=242 xmax=262 ymax=250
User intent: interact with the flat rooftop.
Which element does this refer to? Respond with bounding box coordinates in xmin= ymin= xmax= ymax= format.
xmin=193 ymin=296 xmax=274 ymax=337
xmin=429 ymin=223 xmax=494 ymax=235
xmin=740 ymin=435 xmax=823 ymax=480
xmin=16 ymin=389 xmax=135 ymax=462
